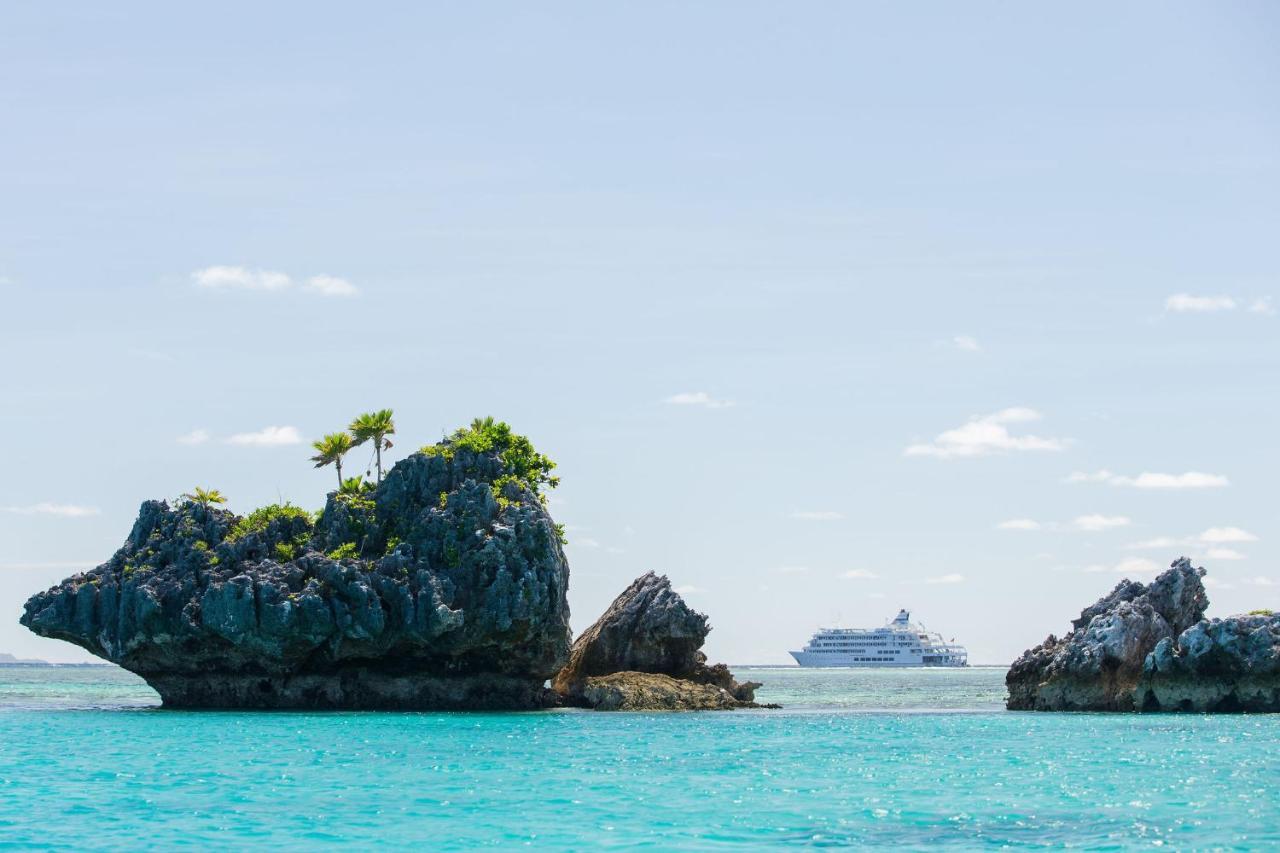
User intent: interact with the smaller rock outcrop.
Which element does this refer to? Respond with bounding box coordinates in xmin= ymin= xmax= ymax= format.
xmin=580 ymin=672 xmax=743 ymax=711
xmin=554 ymin=572 xmax=768 ymax=710
xmin=1008 ymin=557 xmax=1280 ymax=712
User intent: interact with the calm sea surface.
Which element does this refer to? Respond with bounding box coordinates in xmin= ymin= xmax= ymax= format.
xmin=1 ymin=665 xmax=1276 ymax=849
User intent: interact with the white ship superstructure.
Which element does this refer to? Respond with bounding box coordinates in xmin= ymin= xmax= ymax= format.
xmin=789 ymin=609 xmax=968 ymax=667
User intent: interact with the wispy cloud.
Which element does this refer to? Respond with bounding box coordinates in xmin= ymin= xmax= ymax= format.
xmin=1205 ymin=547 xmax=1247 ymax=561
xmin=774 ymin=565 xmax=811 ymax=574
xmin=1199 ymin=527 xmax=1257 ymax=543
xmin=905 ymin=407 xmax=1066 ymax=459
xmin=952 ymin=335 xmax=981 ymax=352
xmin=1165 ymin=294 xmax=1237 ymax=313
xmin=996 ymin=518 xmax=1041 ymax=531
xmin=663 ymin=391 xmax=734 ymax=409
xmin=1163 ymin=294 xmax=1274 ymax=316
xmin=1072 ymin=514 xmax=1131 ymax=532
xmin=1 ymin=503 xmax=100 ymax=518
xmin=1244 ymin=576 xmax=1275 ymax=587
xmin=1125 ymin=537 xmax=1186 ymax=550
xmin=790 ymin=510 xmax=843 ymax=521
xmin=193 ymin=266 xmax=291 ymax=291
xmin=842 ymin=569 xmax=879 ymax=579
xmin=192 ymin=266 xmax=358 ymax=297
xmin=225 ymin=425 xmax=302 ymax=446
xmin=673 ymin=584 xmax=704 ymax=595
xmin=176 ymin=428 xmax=210 ymax=446
xmin=924 ymin=573 xmax=965 ymax=584
xmin=1084 ymin=557 xmax=1160 ymax=575
xmin=1066 ymin=470 xmax=1229 ymax=489
xmin=304 ymin=274 xmax=359 ymax=297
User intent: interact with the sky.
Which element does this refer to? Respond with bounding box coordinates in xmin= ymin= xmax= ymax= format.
xmin=1 ymin=2 xmax=1277 ymax=665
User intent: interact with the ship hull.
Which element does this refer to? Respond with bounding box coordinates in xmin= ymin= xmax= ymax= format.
xmin=789 ymin=651 xmax=969 ymax=668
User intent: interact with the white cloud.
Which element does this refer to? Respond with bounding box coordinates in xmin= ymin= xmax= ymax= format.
xmin=673 ymin=584 xmax=703 ymax=595
xmin=304 ymin=274 xmax=359 ymax=297
xmin=1067 ymin=470 xmax=1229 ymax=490
xmin=952 ymin=335 xmax=981 ymax=352
xmin=193 ymin=265 xmax=291 ymax=291
xmin=1205 ymin=547 xmax=1246 ymax=561
xmin=1125 ymin=537 xmax=1187 ymax=550
xmin=1072 ymin=514 xmax=1131 ymax=532
xmin=192 ymin=266 xmax=359 ymax=297
xmin=774 ymin=565 xmax=811 ymax=574
xmin=225 ymin=425 xmax=302 ymax=446
xmin=1 ymin=503 xmax=101 ymax=518
xmin=663 ymin=391 xmax=734 ymax=409
xmin=606 ymin=546 xmax=625 ymax=555
xmin=176 ymin=428 xmax=210 ymax=446
xmin=1202 ymin=577 xmax=1236 ymax=590
xmin=1199 ymin=527 xmax=1258 ymax=544
xmin=573 ymin=538 xmax=601 ymax=549
xmin=1248 ymin=297 xmax=1275 ymax=316
xmin=1065 ymin=469 xmax=1115 ymax=484
xmin=996 ymin=518 xmax=1041 ymax=531
xmin=924 ymin=573 xmax=965 ymax=584
xmin=905 ymin=407 xmax=1066 ymax=459
xmin=790 ymin=510 xmax=843 ymax=521
xmin=1112 ymin=557 xmax=1160 ymax=575
xmin=842 ymin=569 xmax=880 ymax=579
xmin=1244 ymin=576 xmax=1275 ymax=587
xmin=1164 ymin=294 xmax=1237 ymax=313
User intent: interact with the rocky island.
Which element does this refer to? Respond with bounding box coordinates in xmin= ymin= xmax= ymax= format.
xmin=22 ymin=419 xmax=572 ymax=709
xmin=21 ymin=416 xmax=770 ymax=712
xmin=1007 ymin=557 xmax=1280 ymax=712
xmin=552 ymin=572 xmax=767 ymax=710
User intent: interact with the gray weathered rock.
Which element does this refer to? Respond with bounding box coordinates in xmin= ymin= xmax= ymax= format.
xmin=554 ymin=572 xmax=765 ymax=709
xmin=1138 ymin=612 xmax=1280 ymax=711
xmin=22 ymin=438 xmax=571 ymax=709
xmin=1007 ymin=557 xmax=1280 ymax=712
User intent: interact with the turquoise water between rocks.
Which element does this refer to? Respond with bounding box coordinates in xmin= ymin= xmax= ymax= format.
xmin=1 ymin=665 xmax=1276 ymax=849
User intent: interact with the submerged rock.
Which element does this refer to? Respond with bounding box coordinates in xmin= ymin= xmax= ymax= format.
xmin=22 ymin=426 xmax=571 ymax=710
xmin=554 ymin=572 xmax=766 ymax=710
xmin=1007 ymin=557 xmax=1280 ymax=712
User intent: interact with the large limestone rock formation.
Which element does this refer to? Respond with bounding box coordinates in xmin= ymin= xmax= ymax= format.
xmin=554 ymin=572 xmax=766 ymax=710
xmin=1007 ymin=557 xmax=1280 ymax=712
xmin=22 ymin=428 xmax=571 ymax=709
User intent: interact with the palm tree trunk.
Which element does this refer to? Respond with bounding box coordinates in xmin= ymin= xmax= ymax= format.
xmin=375 ymin=441 xmax=383 ymax=483
xmin=336 ymin=458 xmax=343 ymax=490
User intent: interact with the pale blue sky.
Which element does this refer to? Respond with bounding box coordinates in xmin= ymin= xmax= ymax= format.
xmin=2 ymin=2 xmax=1277 ymax=664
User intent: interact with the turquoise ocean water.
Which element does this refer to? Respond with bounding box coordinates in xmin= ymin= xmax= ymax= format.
xmin=1 ymin=665 xmax=1276 ymax=849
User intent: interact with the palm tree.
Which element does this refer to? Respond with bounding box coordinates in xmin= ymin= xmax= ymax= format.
xmin=182 ymin=487 xmax=227 ymax=508
xmin=349 ymin=409 xmax=396 ymax=483
xmin=311 ymin=432 xmax=355 ymax=490
xmin=471 ymin=415 xmax=496 ymax=432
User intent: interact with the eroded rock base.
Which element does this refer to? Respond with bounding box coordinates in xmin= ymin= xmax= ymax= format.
xmin=146 ymin=671 xmax=552 ymax=710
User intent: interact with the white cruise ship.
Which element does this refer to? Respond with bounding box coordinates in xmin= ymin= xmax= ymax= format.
xmin=789 ymin=609 xmax=968 ymax=667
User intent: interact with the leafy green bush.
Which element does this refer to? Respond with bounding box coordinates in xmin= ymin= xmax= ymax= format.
xmin=226 ymin=503 xmax=314 ymax=543
xmin=328 ymin=542 xmax=358 ymax=560
xmin=274 ymin=542 xmax=296 ymax=562
xmin=1248 ymin=608 xmax=1274 ymax=616
xmin=339 ymin=475 xmax=374 ymax=496
xmin=420 ymin=418 xmax=560 ymax=499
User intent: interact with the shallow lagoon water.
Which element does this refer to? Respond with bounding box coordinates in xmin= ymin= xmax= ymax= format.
xmin=1 ymin=665 xmax=1276 ymax=849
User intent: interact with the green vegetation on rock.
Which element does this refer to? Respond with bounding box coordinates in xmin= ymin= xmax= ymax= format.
xmin=226 ymin=503 xmax=314 ymax=543
xmin=421 ymin=417 xmax=560 ymax=499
